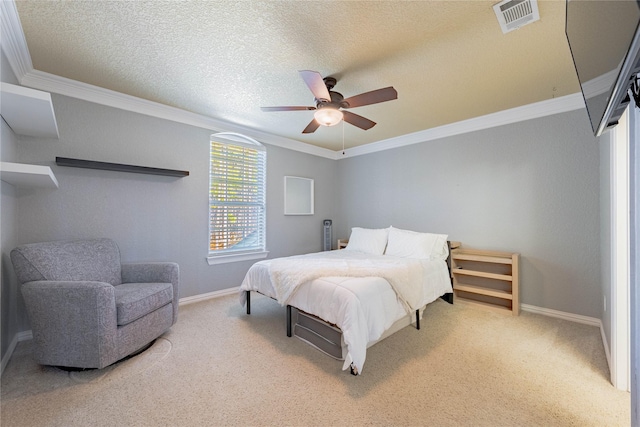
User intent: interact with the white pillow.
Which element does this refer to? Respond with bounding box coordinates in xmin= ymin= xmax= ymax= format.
xmin=344 ymin=227 xmax=389 ymax=255
xmin=385 ymin=226 xmax=448 ymax=260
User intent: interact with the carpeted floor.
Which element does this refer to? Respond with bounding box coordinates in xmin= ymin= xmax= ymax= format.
xmin=1 ymin=293 xmax=630 ymax=426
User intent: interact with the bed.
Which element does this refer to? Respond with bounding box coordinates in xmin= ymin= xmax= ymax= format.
xmin=239 ymin=226 xmax=454 ymax=375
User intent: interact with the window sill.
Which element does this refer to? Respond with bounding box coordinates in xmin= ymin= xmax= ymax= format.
xmin=207 ymin=251 xmax=269 ymax=265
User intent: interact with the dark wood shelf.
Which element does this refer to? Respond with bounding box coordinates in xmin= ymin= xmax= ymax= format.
xmin=55 ymin=157 xmax=189 ymax=177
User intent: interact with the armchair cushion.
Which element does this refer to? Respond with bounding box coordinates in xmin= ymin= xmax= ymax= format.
xmin=121 ymin=262 xmax=180 ymax=324
xmin=114 ymin=282 xmax=173 ymax=326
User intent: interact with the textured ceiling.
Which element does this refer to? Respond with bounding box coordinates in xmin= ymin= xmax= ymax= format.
xmin=14 ymin=0 xmax=580 ymax=151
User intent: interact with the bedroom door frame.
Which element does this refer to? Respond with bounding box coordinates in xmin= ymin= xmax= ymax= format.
xmin=629 ymin=94 xmax=639 ymax=427
xmin=610 ymin=106 xmax=631 ymax=392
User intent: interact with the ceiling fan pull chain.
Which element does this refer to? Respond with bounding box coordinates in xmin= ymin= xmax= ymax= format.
xmin=342 ymin=120 xmax=346 ymax=155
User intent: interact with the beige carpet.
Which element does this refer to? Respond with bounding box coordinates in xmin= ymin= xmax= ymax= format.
xmin=1 ymin=293 xmax=630 ymax=426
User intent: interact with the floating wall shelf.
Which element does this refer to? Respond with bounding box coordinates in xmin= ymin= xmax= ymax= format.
xmin=0 ymin=82 xmax=59 ymax=138
xmin=55 ymin=157 xmax=189 ymax=177
xmin=0 ymin=162 xmax=59 ymax=188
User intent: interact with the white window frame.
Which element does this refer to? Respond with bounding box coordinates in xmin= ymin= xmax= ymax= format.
xmin=207 ymin=132 xmax=268 ymax=265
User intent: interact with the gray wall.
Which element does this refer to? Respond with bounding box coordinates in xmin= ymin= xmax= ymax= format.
xmin=15 ymin=94 xmax=337 ymax=294
xmin=1 ymin=92 xmax=336 ymax=362
xmin=1 ymin=117 xmax=26 ymax=363
xmin=1 ymin=49 xmax=30 ymax=364
xmin=335 ymin=110 xmax=602 ymax=318
xmin=0 ymin=71 xmax=608 ymax=360
xmin=266 ymin=144 xmax=338 ymax=256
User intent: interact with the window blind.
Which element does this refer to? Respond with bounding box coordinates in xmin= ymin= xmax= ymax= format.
xmin=209 ymin=137 xmax=266 ymax=256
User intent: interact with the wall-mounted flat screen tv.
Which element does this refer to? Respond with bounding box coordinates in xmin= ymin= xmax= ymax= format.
xmin=566 ymin=0 xmax=640 ymax=136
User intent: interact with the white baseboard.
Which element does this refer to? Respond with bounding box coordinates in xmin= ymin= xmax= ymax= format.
xmin=1 ymin=335 xmax=19 ymax=376
xmin=178 ymin=286 xmax=240 ymax=306
xmin=2 ymin=296 xmax=610 ymax=378
xmin=599 ymin=322 xmax=612 ymax=375
xmin=17 ymin=330 xmax=33 ymax=341
xmin=0 ymin=289 xmax=237 ymax=375
xmin=520 ymin=303 xmax=611 ymax=377
xmin=0 ymin=286 xmax=240 ymax=376
xmin=1 ymin=330 xmax=33 ymax=376
xmin=520 ymin=303 xmax=601 ymax=326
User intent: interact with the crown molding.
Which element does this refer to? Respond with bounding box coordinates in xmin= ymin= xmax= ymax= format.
xmin=20 ymin=70 xmax=338 ymax=160
xmin=0 ymin=0 xmax=337 ymax=160
xmin=2 ymin=0 xmax=584 ymax=161
xmin=582 ymin=69 xmax=618 ymax=98
xmin=340 ymin=93 xmax=586 ymax=158
xmin=0 ymin=0 xmax=32 ymax=81
xmin=19 ymin=67 xmax=586 ymax=161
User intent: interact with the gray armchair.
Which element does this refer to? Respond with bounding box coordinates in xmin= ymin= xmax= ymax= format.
xmin=10 ymin=238 xmax=179 ymax=369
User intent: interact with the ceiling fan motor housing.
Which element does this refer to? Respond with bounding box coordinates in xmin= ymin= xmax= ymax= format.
xmin=316 ymin=91 xmax=344 ymax=108
xmin=323 ymin=76 xmax=337 ymax=90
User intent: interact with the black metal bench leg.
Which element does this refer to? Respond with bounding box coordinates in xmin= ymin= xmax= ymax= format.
xmin=246 ymin=291 xmax=251 ymax=315
xmin=416 ymin=309 xmax=420 ymax=330
xmin=286 ymin=305 xmax=292 ymax=337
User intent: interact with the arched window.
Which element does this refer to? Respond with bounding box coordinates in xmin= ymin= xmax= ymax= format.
xmin=207 ymin=132 xmax=267 ymax=264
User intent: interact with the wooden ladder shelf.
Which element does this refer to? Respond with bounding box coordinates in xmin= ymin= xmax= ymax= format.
xmin=451 ymin=247 xmax=520 ymax=315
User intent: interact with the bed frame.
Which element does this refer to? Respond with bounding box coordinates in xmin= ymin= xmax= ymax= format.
xmin=245 ymin=241 xmax=455 ymax=336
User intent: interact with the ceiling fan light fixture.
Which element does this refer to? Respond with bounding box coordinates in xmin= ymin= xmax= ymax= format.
xmin=261 ymin=71 xmax=396 ymax=133
xmin=314 ymin=107 xmax=343 ymax=127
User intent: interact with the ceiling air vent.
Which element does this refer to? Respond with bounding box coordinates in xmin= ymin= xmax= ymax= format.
xmin=493 ymin=0 xmax=540 ymax=34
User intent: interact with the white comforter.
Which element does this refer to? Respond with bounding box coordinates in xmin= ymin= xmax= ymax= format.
xmin=239 ymin=250 xmax=452 ymax=374
xmin=270 ymin=254 xmax=427 ymax=314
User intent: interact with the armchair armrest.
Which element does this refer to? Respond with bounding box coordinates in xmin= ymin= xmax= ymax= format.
xmin=21 ymin=280 xmax=118 ymax=368
xmin=120 ymin=262 xmax=179 ymax=324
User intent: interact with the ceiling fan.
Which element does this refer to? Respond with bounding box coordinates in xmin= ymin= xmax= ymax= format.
xmin=261 ymin=70 xmax=398 ymax=134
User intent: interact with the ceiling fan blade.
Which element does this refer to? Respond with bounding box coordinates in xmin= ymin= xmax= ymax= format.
xmin=299 ymin=70 xmax=331 ymax=102
xmin=302 ymin=119 xmax=321 ymax=134
xmin=342 ymin=110 xmax=376 ymax=130
xmin=261 ymin=106 xmax=315 ymax=112
xmin=342 ymin=87 xmax=398 ymax=108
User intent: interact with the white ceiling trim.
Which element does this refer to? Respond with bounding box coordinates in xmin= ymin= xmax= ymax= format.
xmin=24 ymin=66 xmax=585 ymax=161
xmin=2 ymin=0 xmax=585 ymax=162
xmin=1 ymin=0 xmax=337 ymax=160
xmin=340 ymin=93 xmax=586 ymax=158
xmin=0 ymin=0 xmax=32 ymax=81
xmin=20 ymin=69 xmax=338 ymax=160
xmin=582 ymin=69 xmax=618 ymax=98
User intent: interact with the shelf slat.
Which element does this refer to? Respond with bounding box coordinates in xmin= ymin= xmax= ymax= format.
xmin=455 ymin=296 xmax=513 ymax=314
xmin=452 ymin=268 xmax=512 ymax=281
xmin=451 ymin=253 xmax=512 ymax=264
xmin=454 ymin=283 xmax=512 ymax=300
